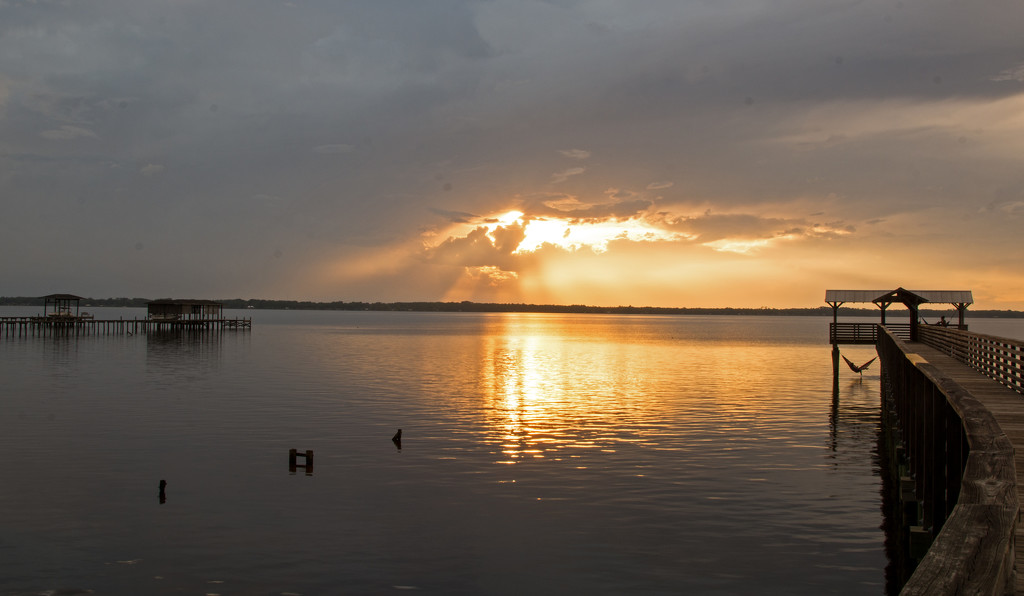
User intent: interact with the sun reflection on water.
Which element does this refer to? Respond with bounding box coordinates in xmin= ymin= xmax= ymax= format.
xmin=482 ymin=332 xmax=554 ymax=464
xmin=469 ymin=313 xmax=846 ymax=480
xmin=475 ymin=314 xmax=663 ymax=467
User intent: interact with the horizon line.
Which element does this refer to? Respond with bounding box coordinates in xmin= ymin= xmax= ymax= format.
xmin=2 ymin=296 xmax=1022 ymax=316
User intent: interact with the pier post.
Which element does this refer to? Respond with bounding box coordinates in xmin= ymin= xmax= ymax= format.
xmin=288 ymin=449 xmax=314 ymax=475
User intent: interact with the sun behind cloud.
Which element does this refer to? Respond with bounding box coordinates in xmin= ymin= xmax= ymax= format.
xmin=431 ymin=204 xmax=847 ymax=259
xmin=392 ymin=192 xmax=872 ymax=306
xmin=458 ymin=209 xmax=691 ymax=255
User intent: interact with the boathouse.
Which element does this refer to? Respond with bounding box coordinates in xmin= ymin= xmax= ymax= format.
xmin=43 ymin=293 xmax=84 ymax=318
xmin=147 ymin=299 xmax=223 ymax=321
xmin=2 ymin=297 xmax=248 ymax=337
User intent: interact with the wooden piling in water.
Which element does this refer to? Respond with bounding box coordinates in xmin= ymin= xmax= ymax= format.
xmin=288 ymin=449 xmax=314 ymax=475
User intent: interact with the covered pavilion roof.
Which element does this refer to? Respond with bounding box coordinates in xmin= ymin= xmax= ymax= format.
xmin=825 ymin=289 xmax=973 ymax=306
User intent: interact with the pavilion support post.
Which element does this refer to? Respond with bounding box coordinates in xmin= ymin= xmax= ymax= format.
xmin=909 ymin=305 xmax=920 ymax=341
xmin=954 ymin=303 xmax=968 ymax=330
xmin=827 ymin=301 xmax=842 ymax=345
xmin=827 ymin=301 xmax=842 ymax=382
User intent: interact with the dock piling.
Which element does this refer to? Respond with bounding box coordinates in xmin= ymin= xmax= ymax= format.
xmin=288 ymin=449 xmax=314 ymax=475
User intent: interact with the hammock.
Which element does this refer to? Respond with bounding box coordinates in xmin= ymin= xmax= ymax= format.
xmin=842 ymin=355 xmax=876 ymax=374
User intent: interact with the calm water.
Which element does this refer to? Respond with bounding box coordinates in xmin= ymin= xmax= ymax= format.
xmin=3 ymin=308 xmax=985 ymax=595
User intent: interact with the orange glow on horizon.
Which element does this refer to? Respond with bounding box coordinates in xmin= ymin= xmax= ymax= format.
xmin=280 ymin=203 xmax=1024 ymax=311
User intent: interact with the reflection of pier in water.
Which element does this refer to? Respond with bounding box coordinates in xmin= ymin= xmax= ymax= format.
xmin=828 ymin=375 xmax=880 ymax=460
xmin=144 ymin=329 xmax=234 ymax=381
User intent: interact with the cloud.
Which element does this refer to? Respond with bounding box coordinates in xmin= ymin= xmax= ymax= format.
xmin=980 ymin=200 xmax=1024 ymax=216
xmin=559 ymin=149 xmax=591 ymax=159
xmin=423 ymin=201 xmax=855 ymax=270
xmin=652 ymin=210 xmax=854 ymax=253
xmin=429 ymin=207 xmax=478 ymax=223
xmin=538 ymin=194 xmax=592 ymax=213
xmin=769 ymin=95 xmax=1024 ymax=152
xmin=466 ymin=265 xmax=518 ymax=285
xmin=40 ymin=125 xmax=97 ymax=140
xmin=550 ymin=167 xmax=586 ymax=183
xmin=992 ymin=64 xmax=1024 ymax=82
xmin=0 ymin=75 xmax=9 ymax=112
xmin=523 ymin=191 xmax=653 ymax=220
xmin=424 ymin=223 xmax=527 ymax=273
xmin=658 ymin=212 xmax=786 ymax=243
xmin=2 ymin=0 xmax=1023 ymax=307
xmin=313 ymin=144 xmax=354 ymax=154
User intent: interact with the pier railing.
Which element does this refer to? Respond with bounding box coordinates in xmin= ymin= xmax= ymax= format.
xmin=830 ymin=322 xmax=910 ymax=344
xmin=918 ymin=325 xmax=1024 ymax=396
xmin=878 ymin=328 xmax=1017 ymax=595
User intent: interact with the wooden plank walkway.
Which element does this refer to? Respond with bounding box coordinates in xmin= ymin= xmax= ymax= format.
xmin=907 ymin=340 xmax=1024 ymax=594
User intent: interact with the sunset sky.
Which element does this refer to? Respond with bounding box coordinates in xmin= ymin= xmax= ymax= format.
xmin=2 ymin=1 xmax=1023 ymax=309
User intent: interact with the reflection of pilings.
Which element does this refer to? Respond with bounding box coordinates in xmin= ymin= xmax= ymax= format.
xmin=832 ymin=344 xmax=840 ymax=386
xmin=830 ymin=344 xmax=882 ymax=455
xmin=829 ymin=380 xmax=839 ymax=452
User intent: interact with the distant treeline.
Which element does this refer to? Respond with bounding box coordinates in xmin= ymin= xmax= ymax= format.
xmin=2 ymin=296 xmax=1022 ymax=318
xmin=1 ymin=296 xmax=152 ymax=308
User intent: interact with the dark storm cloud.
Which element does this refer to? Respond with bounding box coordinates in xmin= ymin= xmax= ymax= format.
xmin=424 ymin=223 xmax=526 ymax=271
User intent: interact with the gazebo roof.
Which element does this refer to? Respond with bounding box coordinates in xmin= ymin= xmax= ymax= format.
xmin=42 ymin=293 xmax=83 ymax=300
xmin=825 ymin=289 xmax=973 ymax=305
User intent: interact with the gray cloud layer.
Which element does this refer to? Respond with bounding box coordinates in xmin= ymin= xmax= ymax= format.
xmin=2 ymin=0 xmax=1023 ymax=304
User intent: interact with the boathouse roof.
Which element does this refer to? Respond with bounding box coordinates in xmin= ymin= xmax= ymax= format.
xmin=147 ymin=299 xmax=223 ymax=306
xmin=825 ymin=289 xmax=973 ymax=305
xmin=42 ymin=293 xmax=84 ymax=300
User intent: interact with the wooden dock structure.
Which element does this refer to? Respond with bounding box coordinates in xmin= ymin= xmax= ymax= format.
xmin=0 ymin=315 xmax=251 ymax=337
xmin=822 ymin=287 xmax=1024 ymax=593
xmin=875 ymin=325 xmax=1023 ymax=595
xmin=1 ymin=295 xmax=251 ymax=337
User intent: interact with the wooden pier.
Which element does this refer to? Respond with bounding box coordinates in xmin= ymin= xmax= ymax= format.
xmin=0 ymin=315 xmax=251 ymax=337
xmin=876 ymin=324 xmax=1024 ymax=595
xmin=1 ymin=295 xmax=251 ymax=337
